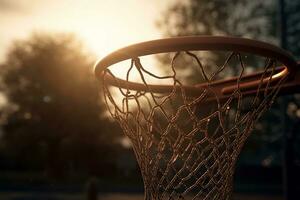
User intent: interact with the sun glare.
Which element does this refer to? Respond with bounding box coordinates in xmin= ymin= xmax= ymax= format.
xmin=47 ymin=0 xmax=168 ymax=80
xmin=0 ymin=0 xmax=175 ymax=92
xmin=0 ymin=0 xmax=171 ymax=64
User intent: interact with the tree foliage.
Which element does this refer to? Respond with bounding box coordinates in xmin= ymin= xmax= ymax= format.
xmin=157 ymin=0 xmax=300 ymax=167
xmin=158 ymin=0 xmax=277 ymax=42
xmin=285 ymin=0 xmax=300 ymax=58
xmin=0 ymin=33 xmax=122 ymax=177
xmin=156 ymin=0 xmax=279 ymax=85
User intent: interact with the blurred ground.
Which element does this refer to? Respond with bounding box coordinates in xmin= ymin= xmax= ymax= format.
xmin=0 ymin=192 xmax=283 ymax=200
xmin=99 ymin=193 xmax=283 ymax=200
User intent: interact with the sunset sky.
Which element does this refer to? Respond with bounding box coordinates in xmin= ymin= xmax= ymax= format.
xmin=0 ymin=0 xmax=172 ymax=62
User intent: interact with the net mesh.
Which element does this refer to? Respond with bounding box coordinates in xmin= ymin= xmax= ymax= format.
xmin=101 ymin=51 xmax=287 ymax=200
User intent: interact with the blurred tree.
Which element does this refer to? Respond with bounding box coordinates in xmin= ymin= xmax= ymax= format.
xmin=158 ymin=0 xmax=277 ymax=42
xmin=157 ymin=0 xmax=300 ymax=170
xmin=156 ymin=0 xmax=279 ymax=84
xmin=0 ymin=33 xmax=122 ymax=178
xmin=285 ymin=0 xmax=300 ymax=59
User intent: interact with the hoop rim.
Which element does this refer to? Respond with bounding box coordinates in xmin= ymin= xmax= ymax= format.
xmin=94 ymin=36 xmax=298 ymax=96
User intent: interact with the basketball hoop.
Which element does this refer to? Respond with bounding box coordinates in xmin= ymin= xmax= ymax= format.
xmin=94 ymin=36 xmax=299 ymax=199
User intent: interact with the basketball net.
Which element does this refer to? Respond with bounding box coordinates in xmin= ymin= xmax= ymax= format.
xmin=101 ymin=51 xmax=286 ymax=199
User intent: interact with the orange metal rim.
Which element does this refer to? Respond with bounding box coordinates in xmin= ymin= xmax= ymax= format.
xmin=94 ymin=36 xmax=298 ymax=96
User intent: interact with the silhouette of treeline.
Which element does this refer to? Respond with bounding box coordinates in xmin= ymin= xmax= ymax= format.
xmin=0 ymin=33 xmax=133 ymax=179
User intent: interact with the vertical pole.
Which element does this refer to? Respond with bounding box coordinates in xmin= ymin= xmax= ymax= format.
xmin=86 ymin=177 xmax=98 ymax=200
xmin=279 ymin=0 xmax=287 ymax=49
xmin=278 ymin=1 xmax=296 ymax=200
xmin=281 ymin=100 xmax=295 ymax=200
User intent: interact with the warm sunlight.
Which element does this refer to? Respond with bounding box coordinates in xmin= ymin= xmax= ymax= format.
xmin=0 ymin=0 xmax=174 ymax=82
xmin=0 ymin=0 xmax=171 ymax=62
xmin=0 ymin=0 xmax=298 ymax=200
